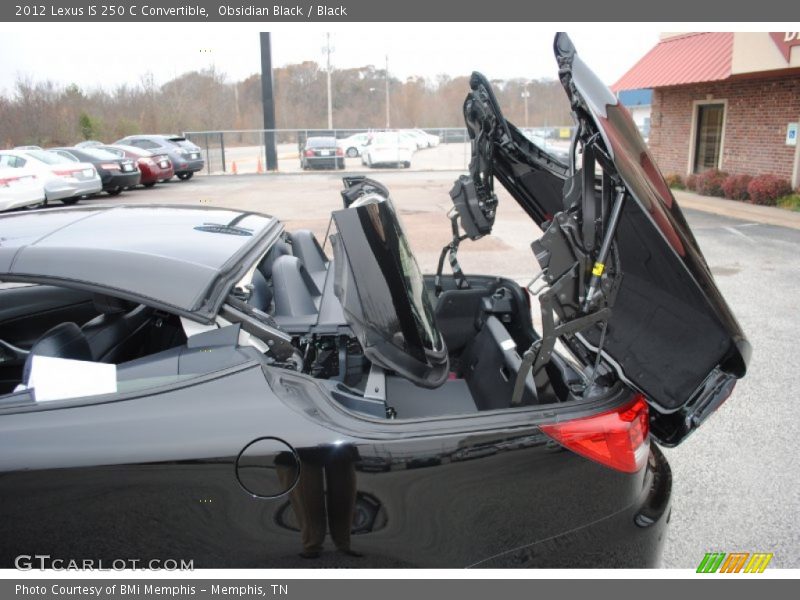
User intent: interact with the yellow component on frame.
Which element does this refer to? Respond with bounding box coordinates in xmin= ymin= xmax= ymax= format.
xmin=592 ymin=262 xmax=605 ymax=277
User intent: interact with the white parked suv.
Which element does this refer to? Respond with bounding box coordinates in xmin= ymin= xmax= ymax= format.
xmin=361 ymin=132 xmax=414 ymax=168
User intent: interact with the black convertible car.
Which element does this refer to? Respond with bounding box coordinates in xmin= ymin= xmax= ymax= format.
xmin=0 ymin=34 xmax=748 ymax=568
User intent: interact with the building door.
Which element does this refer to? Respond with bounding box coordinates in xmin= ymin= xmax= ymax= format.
xmin=693 ymin=103 xmax=725 ymax=173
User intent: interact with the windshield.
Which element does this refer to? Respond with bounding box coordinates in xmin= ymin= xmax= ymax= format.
xmin=116 ymin=145 xmax=149 ymax=157
xmin=83 ymin=148 xmax=121 ymax=160
xmin=372 ymin=134 xmax=399 ymax=145
xmin=167 ymin=137 xmax=198 ymax=150
xmin=307 ymin=137 xmax=337 ymax=148
xmin=28 ymin=151 xmax=74 ymax=165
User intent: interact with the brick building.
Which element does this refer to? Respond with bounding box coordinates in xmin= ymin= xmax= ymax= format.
xmin=613 ymin=32 xmax=800 ymax=188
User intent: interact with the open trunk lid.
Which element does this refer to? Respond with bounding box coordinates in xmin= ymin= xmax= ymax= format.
xmin=452 ymin=33 xmax=750 ymax=445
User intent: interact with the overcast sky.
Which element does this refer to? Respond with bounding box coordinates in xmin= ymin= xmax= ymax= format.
xmin=0 ymin=23 xmax=774 ymax=95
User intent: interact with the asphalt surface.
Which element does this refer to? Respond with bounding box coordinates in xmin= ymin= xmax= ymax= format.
xmin=35 ymin=172 xmax=800 ymax=567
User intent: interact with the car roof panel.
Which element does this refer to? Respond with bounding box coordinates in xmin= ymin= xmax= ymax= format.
xmin=0 ymin=205 xmax=281 ymax=321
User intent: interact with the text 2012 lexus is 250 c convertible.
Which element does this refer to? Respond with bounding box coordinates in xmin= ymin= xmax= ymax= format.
xmin=0 ymin=33 xmax=749 ymax=568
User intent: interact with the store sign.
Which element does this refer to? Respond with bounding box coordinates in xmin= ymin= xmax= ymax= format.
xmin=770 ymin=32 xmax=800 ymax=62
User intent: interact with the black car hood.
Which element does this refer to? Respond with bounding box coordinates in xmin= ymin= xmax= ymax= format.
xmin=456 ymin=33 xmax=750 ymax=445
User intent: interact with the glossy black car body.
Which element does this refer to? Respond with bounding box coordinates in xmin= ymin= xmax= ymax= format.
xmin=50 ymin=147 xmax=140 ymax=195
xmin=0 ymin=34 xmax=746 ymax=568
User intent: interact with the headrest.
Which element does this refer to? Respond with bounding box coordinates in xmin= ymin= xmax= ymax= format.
xmin=23 ymin=322 xmax=93 ymax=383
xmin=93 ymin=293 xmax=132 ymax=315
xmin=257 ymin=239 xmax=292 ymax=280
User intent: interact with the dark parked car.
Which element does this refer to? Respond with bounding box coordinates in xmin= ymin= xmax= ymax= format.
xmin=0 ymin=33 xmax=748 ymax=568
xmin=99 ymin=144 xmax=175 ymax=187
xmin=50 ymin=147 xmax=140 ymax=196
xmin=114 ymin=135 xmax=203 ymax=180
xmin=301 ymin=136 xmax=345 ymax=170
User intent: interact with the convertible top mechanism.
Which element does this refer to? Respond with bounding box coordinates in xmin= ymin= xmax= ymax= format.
xmin=450 ymin=71 xmax=629 ymax=404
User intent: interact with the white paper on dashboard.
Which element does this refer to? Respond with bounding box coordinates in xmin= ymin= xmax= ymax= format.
xmin=27 ymin=355 xmax=117 ymax=402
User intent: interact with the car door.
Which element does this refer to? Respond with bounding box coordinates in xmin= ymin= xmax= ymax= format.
xmin=0 ymin=358 xmax=332 ymax=568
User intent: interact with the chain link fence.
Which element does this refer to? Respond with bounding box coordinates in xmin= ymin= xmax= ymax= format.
xmin=183 ymin=127 xmax=574 ymax=176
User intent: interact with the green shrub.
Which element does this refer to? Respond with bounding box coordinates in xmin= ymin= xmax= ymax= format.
xmin=776 ymin=194 xmax=800 ymax=212
xmin=664 ymin=173 xmax=685 ymax=189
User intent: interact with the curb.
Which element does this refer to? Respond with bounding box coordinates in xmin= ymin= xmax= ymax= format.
xmin=673 ymin=190 xmax=800 ymax=231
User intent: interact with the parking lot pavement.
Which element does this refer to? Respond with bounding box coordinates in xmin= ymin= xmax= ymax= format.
xmin=77 ymin=172 xmax=800 ymax=567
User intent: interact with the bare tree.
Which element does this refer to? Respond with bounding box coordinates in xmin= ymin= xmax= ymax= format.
xmin=0 ymin=61 xmax=571 ymax=148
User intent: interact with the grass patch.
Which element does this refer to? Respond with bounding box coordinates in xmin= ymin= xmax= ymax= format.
xmin=777 ymin=194 xmax=800 ymax=212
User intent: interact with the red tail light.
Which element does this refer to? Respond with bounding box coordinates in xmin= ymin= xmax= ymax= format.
xmin=304 ymin=150 xmax=315 ymax=157
xmin=336 ymin=147 xmax=344 ymax=156
xmin=541 ymin=395 xmax=650 ymax=473
xmin=0 ymin=177 xmax=20 ymax=187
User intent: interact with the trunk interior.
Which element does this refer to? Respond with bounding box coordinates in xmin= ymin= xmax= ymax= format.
xmin=302 ymin=274 xmax=594 ymax=421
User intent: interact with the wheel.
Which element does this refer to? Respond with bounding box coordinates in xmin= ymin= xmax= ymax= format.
xmin=61 ymin=197 xmax=80 ymax=205
xmin=346 ymin=147 xmax=358 ymax=158
xmin=367 ymin=156 xmax=373 ymax=168
xmin=22 ymin=199 xmax=46 ymax=210
xmin=176 ymin=172 xmax=193 ymax=181
xmin=403 ymin=161 xmax=411 ymax=169
xmin=106 ymin=187 xmax=123 ymax=196
xmin=143 ymin=182 xmax=156 ymax=188
xmin=337 ymin=159 xmax=345 ymax=170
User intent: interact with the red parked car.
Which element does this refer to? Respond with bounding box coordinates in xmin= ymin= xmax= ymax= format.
xmin=99 ymin=145 xmax=174 ymax=187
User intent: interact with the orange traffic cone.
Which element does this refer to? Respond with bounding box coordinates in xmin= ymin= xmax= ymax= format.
xmin=231 ymin=161 xmax=238 ymax=175
xmin=257 ymin=157 xmax=264 ymax=174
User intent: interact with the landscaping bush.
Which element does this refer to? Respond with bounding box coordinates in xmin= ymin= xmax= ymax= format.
xmin=746 ymin=174 xmax=793 ymax=206
xmin=721 ymin=174 xmax=752 ymax=201
xmin=694 ymin=169 xmax=728 ymax=197
xmin=777 ymin=194 xmax=800 ymax=212
xmin=685 ymin=173 xmax=698 ymax=191
xmin=664 ymin=173 xmax=685 ymax=189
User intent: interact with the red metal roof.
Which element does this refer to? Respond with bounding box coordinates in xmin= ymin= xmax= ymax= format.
xmin=612 ymin=32 xmax=734 ymax=92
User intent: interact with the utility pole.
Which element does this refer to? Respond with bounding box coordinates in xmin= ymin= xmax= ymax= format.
xmin=385 ymin=54 xmax=390 ymax=129
xmin=324 ymin=33 xmax=334 ymax=130
xmin=259 ymin=32 xmax=278 ymax=171
xmin=521 ymin=83 xmax=531 ymax=129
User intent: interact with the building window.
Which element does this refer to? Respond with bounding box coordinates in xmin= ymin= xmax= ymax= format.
xmin=693 ymin=103 xmax=725 ymax=173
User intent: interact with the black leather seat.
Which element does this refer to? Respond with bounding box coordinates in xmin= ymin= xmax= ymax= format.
xmin=461 ymin=316 xmax=538 ymax=410
xmin=256 ymin=238 xmax=292 ymax=281
xmin=81 ymin=294 xmax=153 ymax=363
xmin=23 ymin=322 xmax=92 ymax=383
xmin=271 ymin=255 xmax=321 ymax=318
xmin=248 ymin=268 xmax=273 ymax=312
xmin=288 ymin=230 xmax=329 ymax=288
